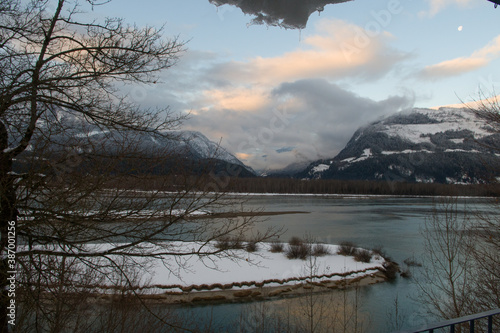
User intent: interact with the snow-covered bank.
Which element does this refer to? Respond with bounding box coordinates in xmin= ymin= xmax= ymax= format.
xmin=18 ymin=241 xmax=390 ymax=301
xmin=138 ymin=242 xmax=387 ymax=294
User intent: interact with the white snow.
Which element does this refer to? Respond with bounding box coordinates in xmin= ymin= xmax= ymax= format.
xmin=140 ymin=242 xmax=385 ymax=293
xmin=382 ymin=124 xmax=435 ymax=144
xmin=2 ymin=147 xmax=16 ymax=154
xmin=446 ymin=176 xmax=480 ymax=185
xmin=381 ymin=108 xmax=494 ymax=144
xmin=340 ymin=157 xmax=356 ymax=163
xmin=312 ymin=164 xmax=330 ymax=173
xmin=415 ymin=176 xmax=435 ymax=183
xmin=388 ymin=164 xmax=413 ymax=176
xmin=20 ymin=242 xmax=386 ymax=294
xmin=359 ymin=148 xmax=372 ymax=160
xmin=177 ymin=131 xmax=242 ymax=166
xmin=76 ymin=130 xmax=110 ymax=138
xmin=381 ymin=149 xmax=433 ymax=155
xmin=444 ymin=149 xmax=480 ymax=153
xmin=340 ymin=149 xmax=373 ymax=164
xmin=18 ymin=209 xmax=209 ymax=221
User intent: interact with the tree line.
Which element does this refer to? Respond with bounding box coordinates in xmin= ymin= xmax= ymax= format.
xmin=113 ymin=175 xmax=500 ymax=197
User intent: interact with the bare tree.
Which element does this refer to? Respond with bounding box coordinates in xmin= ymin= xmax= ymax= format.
xmin=466 ymin=94 xmax=500 ymax=327
xmin=469 ymin=94 xmax=500 ymax=136
xmin=415 ymin=196 xmax=500 ymax=333
xmin=415 ymin=198 xmax=475 ymax=328
xmin=411 ymin=96 xmax=500 ymax=332
xmin=0 ymin=1 xmax=276 ymax=331
xmin=468 ymin=198 xmax=500 ymax=326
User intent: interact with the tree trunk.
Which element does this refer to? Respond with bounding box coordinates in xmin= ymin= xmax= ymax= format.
xmin=0 ymin=121 xmax=17 ymax=332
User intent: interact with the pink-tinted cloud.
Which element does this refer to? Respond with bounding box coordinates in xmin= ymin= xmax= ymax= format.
xmin=200 ymin=87 xmax=270 ymax=112
xmin=208 ymin=19 xmax=409 ymax=86
xmin=432 ymin=94 xmax=500 ymax=109
xmin=419 ymin=35 xmax=500 ymax=79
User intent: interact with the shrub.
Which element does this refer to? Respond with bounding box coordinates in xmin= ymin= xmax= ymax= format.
xmin=288 ymin=236 xmax=303 ymax=247
xmin=215 ymin=237 xmax=231 ymax=250
xmin=269 ymin=242 xmax=284 ymax=253
xmin=230 ymin=238 xmax=244 ymax=250
xmin=371 ymin=245 xmax=386 ymax=258
xmin=312 ymin=244 xmax=330 ymax=257
xmin=286 ymin=243 xmax=310 ymax=260
xmin=286 ymin=237 xmax=310 ymax=260
xmin=215 ymin=237 xmax=244 ymax=250
xmin=354 ymin=249 xmax=372 ymax=263
xmin=400 ymin=268 xmax=412 ymax=278
xmin=382 ymin=261 xmax=399 ymax=280
xmin=403 ymin=257 xmax=422 ymax=267
xmin=245 ymin=241 xmax=258 ymax=252
xmin=337 ymin=241 xmax=357 ymax=256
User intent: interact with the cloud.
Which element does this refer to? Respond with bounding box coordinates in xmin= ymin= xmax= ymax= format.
xmin=208 ymin=0 xmax=352 ymax=29
xmin=156 ymin=19 xmax=412 ymax=170
xmin=431 ymin=94 xmax=500 ymax=110
xmin=185 ymin=79 xmax=413 ymax=170
xmin=418 ymin=35 xmax=500 ymax=80
xmin=420 ymin=0 xmax=475 ymax=17
xmin=207 ymin=19 xmax=409 ymax=86
xmin=235 ymin=152 xmax=252 ymax=161
xmin=200 ymin=87 xmax=270 ymax=112
xmin=419 ymin=57 xmax=488 ymax=79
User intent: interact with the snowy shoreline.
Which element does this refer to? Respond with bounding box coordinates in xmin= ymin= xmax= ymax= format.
xmin=19 ymin=241 xmax=393 ymax=305
xmin=132 ymin=270 xmax=388 ymax=305
xmin=114 ymin=242 xmax=392 ymax=304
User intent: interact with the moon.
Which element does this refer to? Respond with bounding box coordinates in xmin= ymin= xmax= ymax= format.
xmin=458 ymin=25 xmax=463 ymax=31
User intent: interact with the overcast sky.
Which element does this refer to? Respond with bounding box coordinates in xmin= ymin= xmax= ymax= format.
xmin=95 ymin=0 xmax=500 ymax=171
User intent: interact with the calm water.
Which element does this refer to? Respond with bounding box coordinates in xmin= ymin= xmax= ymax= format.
xmin=179 ymin=195 xmax=496 ymax=333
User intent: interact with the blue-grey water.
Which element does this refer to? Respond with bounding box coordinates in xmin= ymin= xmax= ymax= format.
xmin=174 ymin=195 xmax=496 ymax=333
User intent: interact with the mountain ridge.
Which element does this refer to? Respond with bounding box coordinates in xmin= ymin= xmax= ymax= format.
xmin=296 ymin=107 xmax=500 ymax=184
xmin=14 ymin=115 xmax=256 ymax=177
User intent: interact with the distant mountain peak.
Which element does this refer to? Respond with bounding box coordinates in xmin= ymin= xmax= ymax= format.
xmin=297 ymin=107 xmax=500 ymax=184
xmin=23 ymin=116 xmax=255 ymax=177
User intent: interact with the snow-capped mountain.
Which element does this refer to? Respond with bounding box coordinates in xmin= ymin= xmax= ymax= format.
xmin=175 ymin=131 xmax=250 ymax=170
xmin=126 ymin=129 xmax=255 ymax=175
xmin=15 ymin=114 xmax=255 ymax=177
xmin=297 ymin=107 xmax=500 ymax=184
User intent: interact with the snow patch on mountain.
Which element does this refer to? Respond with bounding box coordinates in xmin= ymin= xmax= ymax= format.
xmin=176 ymin=131 xmax=241 ymax=165
xmin=381 ymin=149 xmax=433 ymax=155
xmin=312 ymin=164 xmax=330 ymax=173
xmin=381 ymin=108 xmax=494 ymax=143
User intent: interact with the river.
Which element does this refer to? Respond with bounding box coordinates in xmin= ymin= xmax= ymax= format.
xmin=176 ymin=195 xmax=497 ymax=333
